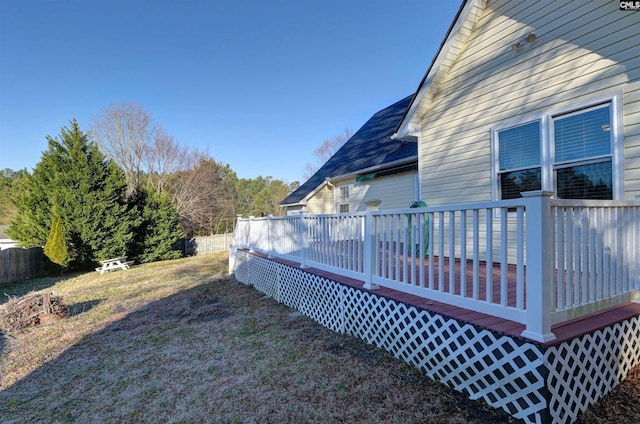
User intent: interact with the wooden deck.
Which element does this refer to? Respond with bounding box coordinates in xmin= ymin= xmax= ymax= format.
xmin=245 ymin=250 xmax=640 ymax=346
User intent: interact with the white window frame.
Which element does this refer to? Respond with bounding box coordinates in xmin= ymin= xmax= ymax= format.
xmin=338 ymin=185 xmax=350 ymax=214
xmin=491 ymin=93 xmax=623 ymax=202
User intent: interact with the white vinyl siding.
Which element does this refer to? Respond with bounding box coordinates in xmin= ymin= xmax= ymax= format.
xmin=418 ymin=0 xmax=640 ymax=205
xmin=304 ymin=185 xmax=334 ymax=214
xmin=285 ymin=206 xmax=304 ymax=216
xmin=299 ymin=172 xmax=418 ymax=214
xmin=627 ymin=81 xmax=640 ymax=196
xmin=334 ymin=172 xmax=418 ymax=213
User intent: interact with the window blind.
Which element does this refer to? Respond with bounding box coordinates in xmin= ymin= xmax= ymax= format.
xmin=554 ymin=105 xmax=611 ymax=163
xmin=498 ymin=121 xmax=540 ymax=171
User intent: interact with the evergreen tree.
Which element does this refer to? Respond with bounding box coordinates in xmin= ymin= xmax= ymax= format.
xmin=44 ymin=219 xmax=70 ymax=268
xmin=8 ymin=120 xmax=138 ymax=269
xmin=132 ymin=188 xmax=184 ymax=263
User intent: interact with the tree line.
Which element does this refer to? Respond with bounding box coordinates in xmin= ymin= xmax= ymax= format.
xmin=2 ymin=103 xmax=298 ymax=271
xmin=89 ymin=101 xmax=298 ymax=232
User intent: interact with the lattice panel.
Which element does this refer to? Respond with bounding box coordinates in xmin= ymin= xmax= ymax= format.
xmin=276 ymin=265 xmax=302 ymax=310
xmin=546 ymin=316 xmax=640 ymax=424
xmin=233 ymin=253 xmax=549 ymax=423
xmin=233 ymin=252 xmax=640 ymax=424
xmin=342 ymin=288 xmax=547 ymax=423
xmin=295 ymin=274 xmax=345 ymax=333
xmin=247 ymin=256 xmax=280 ymax=299
xmin=233 ymin=250 xmax=251 ymax=284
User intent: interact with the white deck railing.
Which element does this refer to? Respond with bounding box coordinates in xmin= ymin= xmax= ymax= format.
xmin=230 ymin=191 xmax=640 ymax=343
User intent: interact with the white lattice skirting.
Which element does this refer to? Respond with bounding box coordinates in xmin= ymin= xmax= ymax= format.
xmin=232 ymin=250 xmax=640 ymax=424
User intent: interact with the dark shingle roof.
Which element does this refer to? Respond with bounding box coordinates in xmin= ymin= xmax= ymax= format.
xmin=281 ymin=94 xmax=416 ymax=206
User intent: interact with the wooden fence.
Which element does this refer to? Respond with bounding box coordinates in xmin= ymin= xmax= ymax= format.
xmin=0 ymin=247 xmax=45 ymax=285
xmin=179 ymin=233 xmax=233 ymax=255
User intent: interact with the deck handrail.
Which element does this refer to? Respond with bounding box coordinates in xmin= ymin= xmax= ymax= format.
xmin=230 ymin=193 xmax=640 ymax=343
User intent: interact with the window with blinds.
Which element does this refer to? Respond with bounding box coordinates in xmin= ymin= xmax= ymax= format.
xmin=493 ymin=100 xmax=616 ymax=201
xmin=497 ymin=121 xmax=542 ymax=199
xmin=553 ymin=104 xmax=612 ymax=199
xmin=339 ymin=186 xmax=350 ymax=213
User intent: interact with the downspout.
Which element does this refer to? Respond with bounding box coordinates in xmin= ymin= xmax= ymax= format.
xmin=325 ymin=178 xmax=336 ymax=214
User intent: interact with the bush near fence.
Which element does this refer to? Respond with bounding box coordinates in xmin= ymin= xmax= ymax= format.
xmin=0 ymin=247 xmax=45 ymax=285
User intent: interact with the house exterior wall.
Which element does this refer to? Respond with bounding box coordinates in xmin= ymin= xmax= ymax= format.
xmin=417 ymin=0 xmax=640 ymax=205
xmin=285 ymin=206 xmax=304 ymax=216
xmin=290 ymin=172 xmax=419 ymax=215
xmin=334 ymin=171 xmax=418 ymax=213
xmin=303 ymin=185 xmax=334 ymax=214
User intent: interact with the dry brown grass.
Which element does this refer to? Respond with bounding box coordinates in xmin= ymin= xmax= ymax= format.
xmin=0 ymin=253 xmax=637 ymax=423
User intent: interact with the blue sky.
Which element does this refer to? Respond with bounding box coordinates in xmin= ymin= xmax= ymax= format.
xmin=0 ymin=0 xmax=461 ymax=184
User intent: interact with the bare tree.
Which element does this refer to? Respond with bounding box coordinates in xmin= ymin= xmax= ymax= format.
xmin=90 ymin=101 xmax=239 ymax=235
xmin=168 ymin=158 xmax=237 ymax=236
xmin=303 ymin=128 xmax=353 ymax=180
xmin=89 ymin=101 xmax=153 ymax=193
xmin=143 ymin=125 xmax=192 ymax=194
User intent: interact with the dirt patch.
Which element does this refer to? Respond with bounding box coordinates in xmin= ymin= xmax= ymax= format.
xmin=576 ymin=366 xmax=640 ymax=423
xmin=144 ymin=287 xmax=233 ymax=323
xmin=0 ymin=292 xmax=68 ymax=332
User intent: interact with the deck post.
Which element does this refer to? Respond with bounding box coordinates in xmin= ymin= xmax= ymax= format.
xmin=267 ymin=215 xmax=273 ymax=259
xmin=228 ymin=216 xmax=242 ymax=274
xmin=521 ymin=191 xmax=557 ymax=343
xmin=299 ymin=215 xmax=307 ymax=269
xmin=248 ymin=216 xmax=254 ymax=252
xmin=363 ymin=209 xmax=378 ymax=289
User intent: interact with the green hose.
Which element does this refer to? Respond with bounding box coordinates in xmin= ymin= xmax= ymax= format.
xmin=408 ymin=201 xmax=429 ymax=256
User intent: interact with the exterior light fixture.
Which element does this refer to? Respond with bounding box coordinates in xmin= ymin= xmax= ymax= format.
xmin=511 ymin=32 xmax=537 ymax=51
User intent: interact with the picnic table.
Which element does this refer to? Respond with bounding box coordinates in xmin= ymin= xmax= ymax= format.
xmin=95 ymin=257 xmax=134 ymax=274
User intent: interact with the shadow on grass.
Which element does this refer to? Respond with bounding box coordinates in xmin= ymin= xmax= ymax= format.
xmin=0 ymin=278 xmax=236 ymax=422
xmin=0 ymin=273 xmax=83 ymax=306
xmin=0 ymin=270 xmax=521 ymax=424
xmin=68 ymin=299 xmax=103 ymax=317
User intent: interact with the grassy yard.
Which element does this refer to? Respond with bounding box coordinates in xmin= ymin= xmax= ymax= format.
xmin=0 ymin=254 xmax=638 ymax=423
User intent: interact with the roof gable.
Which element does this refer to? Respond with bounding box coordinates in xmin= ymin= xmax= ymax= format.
xmin=394 ymin=0 xmax=487 ymax=139
xmin=281 ymin=94 xmax=416 ymax=206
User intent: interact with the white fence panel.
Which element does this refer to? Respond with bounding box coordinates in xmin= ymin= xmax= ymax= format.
xmin=192 ymin=234 xmax=233 ymax=254
xmin=269 ymin=216 xmax=303 ymax=260
xmin=551 ymin=200 xmax=640 ymax=323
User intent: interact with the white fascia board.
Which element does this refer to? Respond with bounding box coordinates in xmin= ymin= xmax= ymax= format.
xmin=394 ymin=0 xmax=486 ymax=140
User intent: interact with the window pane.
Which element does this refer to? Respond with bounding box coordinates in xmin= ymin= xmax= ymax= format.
xmin=556 ymin=161 xmax=612 ymax=199
xmin=500 ymin=168 xmax=541 ymax=199
xmin=554 ymin=105 xmax=611 ymax=163
xmin=498 ymin=122 xmax=540 ymax=171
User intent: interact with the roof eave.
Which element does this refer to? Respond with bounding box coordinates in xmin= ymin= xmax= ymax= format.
xmin=393 ymin=0 xmax=487 ymax=139
xmin=281 ymin=155 xmax=419 ymax=208
xmin=280 ymin=179 xmax=330 ymax=208
xmin=280 ymin=202 xmax=305 ymax=208
xmin=326 ymin=155 xmax=418 ymax=183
